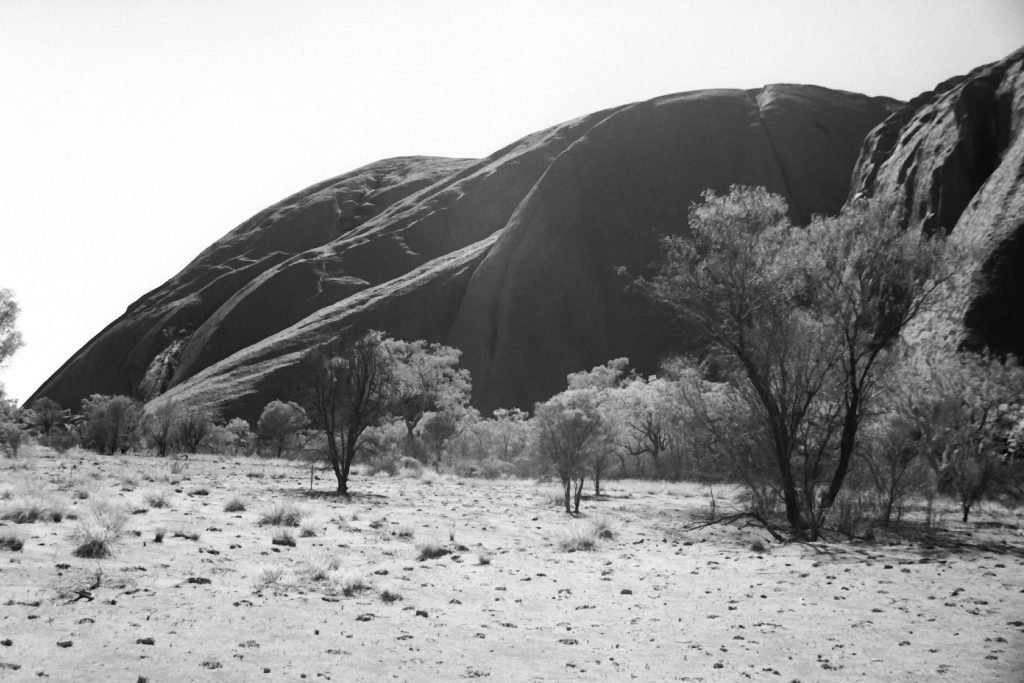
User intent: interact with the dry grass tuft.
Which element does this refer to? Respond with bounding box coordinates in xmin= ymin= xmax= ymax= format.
xmin=0 ymin=528 xmax=24 ymax=551
xmin=143 ymin=490 xmax=170 ymax=509
xmin=259 ymin=502 xmax=304 ymax=527
xmin=303 ymin=555 xmax=342 ymax=582
xmin=416 ymin=539 xmax=449 ymax=561
xmin=223 ymin=495 xmax=246 ymax=512
xmin=1 ymin=478 xmax=65 ymax=523
xmin=329 ymin=570 xmax=371 ymax=596
xmin=555 ymin=518 xmax=615 ymax=552
xmin=271 ymin=527 xmax=296 ymax=547
xmin=253 ymin=564 xmax=286 ymax=591
xmin=171 ymin=526 xmax=201 ymax=541
xmin=72 ymin=499 xmax=127 ymax=558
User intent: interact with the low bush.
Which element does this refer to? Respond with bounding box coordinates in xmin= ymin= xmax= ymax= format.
xmin=271 ymin=527 xmax=296 ymax=546
xmin=259 ymin=502 xmax=304 ymax=527
xmin=143 ymin=490 xmax=170 ymax=509
xmin=224 ymin=495 xmax=246 ymax=512
xmin=253 ymin=564 xmax=286 ymax=591
xmin=72 ymin=499 xmax=127 ymax=558
xmin=0 ymin=529 xmax=24 ymax=551
xmin=416 ymin=539 xmax=449 ymax=561
xmin=1 ymin=478 xmax=65 ymax=523
xmin=329 ymin=570 xmax=370 ymax=596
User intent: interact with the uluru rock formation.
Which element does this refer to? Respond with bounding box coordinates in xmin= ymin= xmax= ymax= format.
xmin=45 ymin=63 xmax=1016 ymax=421
xmin=849 ymin=46 xmax=1024 ymax=357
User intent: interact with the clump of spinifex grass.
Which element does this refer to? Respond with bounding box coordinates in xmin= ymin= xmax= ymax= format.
xmin=72 ymin=499 xmax=127 ymax=558
xmin=259 ymin=502 xmax=304 ymax=527
xmin=271 ymin=527 xmax=296 ymax=547
xmin=1 ymin=477 xmax=65 ymax=524
xmin=416 ymin=539 xmax=449 ymax=561
xmin=555 ymin=516 xmax=614 ymax=552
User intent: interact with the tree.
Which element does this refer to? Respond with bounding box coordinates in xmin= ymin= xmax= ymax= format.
xmin=385 ymin=338 xmax=471 ymax=461
xmin=177 ymin=407 xmax=217 ymax=454
xmin=798 ymin=198 xmax=950 ymax=514
xmin=644 ymin=187 xmax=949 ymax=536
xmin=895 ymin=352 xmax=1024 ymax=522
xmin=81 ymin=394 xmax=142 ymax=454
xmin=225 ymin=417 xmax=256 ymax=455
xmin=28 ymin=398 xmax=63 ymax=437
xmin=256 ymin=400 xmax=309 ymax=458
xmin=145 ymin=399 xmax=183 ymax=457
xmin=0 ymin=289 xmax=23 ymax=371
xmin=535 ymin=388 xmax=610 ymax=513
xmin=301 ymin=330 xmax=395 ymax=494
xmin=0 ymin=395 xmax=22 ymax=456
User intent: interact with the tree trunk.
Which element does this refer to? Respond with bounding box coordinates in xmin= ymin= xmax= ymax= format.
xmin=822 ymin=392 xmax=861 ymax=511
xmin=573 ymin=477 xmax=584 ymax=513
xmin=775 ymin=450 xmax=806 ymax=532
xmin=326 ymin=431 xmax=344 ymax=493
xmin=563 ymin=477 xmax=572 ymax=513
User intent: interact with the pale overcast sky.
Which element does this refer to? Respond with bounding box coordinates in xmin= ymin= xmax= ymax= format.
xmin=2 ymin=0 xmax=1023 ymax=405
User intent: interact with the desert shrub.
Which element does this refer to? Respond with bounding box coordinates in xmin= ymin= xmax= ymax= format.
xmin=393 ymin=525 xmax=414 ymax=539
xmin=329 ymin=570 xmax=370 ymax=596
xmin=555 ymin=517 xmax=613 ymax=552
xmin=415 ymin=539 xmax=449 ymax=561
xmin=587 ymin=514 xmax=614 ymax=539
xmin=271 ymin=527 xmax=296 ymax=546
xmin=153 ymin=526 xmax=166 ymax=542
xmin=259 ymin=502 xmax=304 ymax=526
xmin=397 ymin=456 xmax=424 ymax=476
xmin=257 ymin=401 xmax=308 ymax=459
xmin=143 ymin=490 xmax=170 ymax=509
xmin=833 ymin=488 xmax=881 ymax=538
xmin=224 ymin=495 xmax=246 ymax=512
xmin=0 ymin=420 xmax=23 ymax=457
xmin=478 ymin=458 xmax=515 ymax=480
xmin=303 ymin=555 xmax=342 ymax=582
xmin=1 ymin=478 xmax=64 ymax=523
xmin=379 ymin=588 xmax=402 ymax=603
xmin=72 ymin=499 xmax=127 ymax=558
xmin=170 ymin=526 xmax=201 ymax=541
xmin=299 ymin=521 xmax=318 ymax=537
xmin=365 ymin=449 xmax=401 ymax=477
xmin=476 ymin=550 xmax=492 ymax=565
xmin=118 ymin=472 xmax=140 ymax=491
xmin=253 ymin=564 xmax=286 ymax=590
xmin=80 ymin=394 xmax=142 ymax=454
xmin=0 ymin=528 xmax=24 ymax=551
xmin=224 ymin=417 xmax=256 ymax=456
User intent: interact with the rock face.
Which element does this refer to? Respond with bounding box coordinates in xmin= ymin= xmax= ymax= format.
xmin=849 ymin=46 xmax=1024 ymax=356
xmin=31 ymin=84 xmax=900 ymax=420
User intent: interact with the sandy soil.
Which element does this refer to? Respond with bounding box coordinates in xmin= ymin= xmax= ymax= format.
xmin=1 ymin=450 xmax=1022 ymax=681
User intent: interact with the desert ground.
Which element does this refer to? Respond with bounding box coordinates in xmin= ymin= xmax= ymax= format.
xmin=1 ymin=447 xmax=1022 ymax=681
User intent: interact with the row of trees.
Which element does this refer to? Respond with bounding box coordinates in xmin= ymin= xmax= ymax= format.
xmin=4 ymin=188 xmax=1023 ymax=535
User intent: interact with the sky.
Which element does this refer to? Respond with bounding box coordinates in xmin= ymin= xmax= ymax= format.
xmin=1 ymin=0 xmax=1022 ymax=405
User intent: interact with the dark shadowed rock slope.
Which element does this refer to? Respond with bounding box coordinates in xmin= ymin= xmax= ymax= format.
xmin=31 ymin=84 xmax=901 ymax=420
xmin=849 ymin=46 xmax=1024 ymax=357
